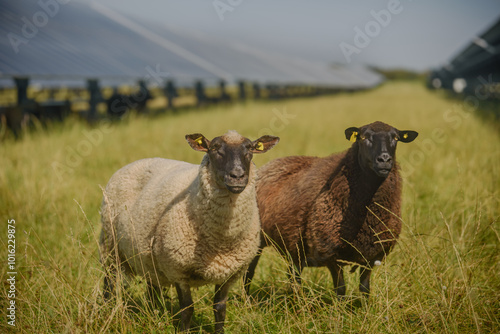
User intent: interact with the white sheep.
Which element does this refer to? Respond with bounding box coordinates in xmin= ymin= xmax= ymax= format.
xmin=99 ymin=130 xmax=279 ymax=333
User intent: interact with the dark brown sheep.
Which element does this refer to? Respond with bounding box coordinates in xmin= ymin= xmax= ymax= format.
xmin=244 ymin=121 xmax=418 ymax=297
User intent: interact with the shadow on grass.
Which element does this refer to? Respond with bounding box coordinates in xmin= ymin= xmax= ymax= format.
xmin=101 ymin=285 xmax=217 ymax=333
xmin=439 ymin=90 xmax=500 ymax=129
xmin=244 ymin=280 xmax=367 ymax=315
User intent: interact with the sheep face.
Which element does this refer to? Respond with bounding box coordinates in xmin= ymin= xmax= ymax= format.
xmin=186 ymin=131 xmax=280 ymax=193
xmin=345 ymin=121 xmax=418 ymax=178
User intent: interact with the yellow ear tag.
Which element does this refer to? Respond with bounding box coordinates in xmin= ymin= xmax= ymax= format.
xmin=403 ymin=133 xmax=408 ymax=139
xmin=350 ymin=131 xmax=358 ymax=143
xmin=195 ymin=136 xmax=203 ymax=145
xmin=256 ymin=142 xmax=264 ymax=151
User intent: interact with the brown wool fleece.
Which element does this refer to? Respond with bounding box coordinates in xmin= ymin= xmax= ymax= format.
xmin=256 ymin=141 xmax=402 ymax=269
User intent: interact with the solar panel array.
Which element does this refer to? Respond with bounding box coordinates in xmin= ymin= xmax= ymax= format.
xmin=428 ymin=17 xmax=500 ymax=95
xmin=0 ymin=1 xmax=383 ymax=89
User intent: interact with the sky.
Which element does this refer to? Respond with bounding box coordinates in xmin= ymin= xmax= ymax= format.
xmin=88 ymin=0 xmax=500 ymax=72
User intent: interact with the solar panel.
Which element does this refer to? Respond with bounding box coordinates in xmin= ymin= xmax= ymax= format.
xmin=0 ymin=1 xmax=383 ymax=88
xmin=429 ymin=17 xmax=500 ymax=95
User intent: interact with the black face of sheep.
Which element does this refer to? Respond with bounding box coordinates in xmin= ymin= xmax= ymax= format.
xmin=345 ymin=121 xmax=418 ymax=178
xmin=186 ymin=132 xmax=280 ymax=193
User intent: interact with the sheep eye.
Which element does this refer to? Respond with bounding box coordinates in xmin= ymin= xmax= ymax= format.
xmin=210 ymin=145 xmax=223 ymax=155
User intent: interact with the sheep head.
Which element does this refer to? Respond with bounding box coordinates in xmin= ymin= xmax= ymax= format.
xmin=345 ymin=121 xmax=418 ymax=178
xmin=186 ymin=131 xmax=280 ymax=193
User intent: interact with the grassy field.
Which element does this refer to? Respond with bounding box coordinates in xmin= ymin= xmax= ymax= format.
xmin=0 ymin=81 xmax=499 ymax=333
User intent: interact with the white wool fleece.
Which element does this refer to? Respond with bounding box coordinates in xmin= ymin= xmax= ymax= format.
xmin=100 ymin=155 xmax=261 ymax=288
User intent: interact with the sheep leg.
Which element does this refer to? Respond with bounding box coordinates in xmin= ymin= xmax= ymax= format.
xmin=327 ymin=262 xmax=346 ymax=297
xmin=100 ymin=227 xmax=117 ymax=299
xmin=102 ymin=258 xmax=119 ymax=299
xmin=243 ymin=250 xmax=262 ymax=295
xmin=103 ymin=271 xmax=114 ymax=299
xmin=359 ymin=268 xmax=372 ymax=297
xmin=213 ymin=283 xmax=231 ymax=333
xmin=287 ymin=264 xmax=302 ymax=285
xmin=175 ymin=283 xmax=193 ymax=332
xmin=147 ymin=283 xmax=163 ymax=309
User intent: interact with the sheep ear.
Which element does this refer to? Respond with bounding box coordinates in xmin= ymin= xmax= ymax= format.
xmin=397 ymin=130 xmax=418 ymax=143
xmin=251 ymin=135 xmax=280 ymax=153
xmin=185 ymin=133 xmax=210 ymax=152
xmin=345 ymin=127 xmax=360 ymax=142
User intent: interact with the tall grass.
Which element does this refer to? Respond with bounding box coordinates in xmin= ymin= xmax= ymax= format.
xmin=1 ymin=82 xmax=499 ymax=333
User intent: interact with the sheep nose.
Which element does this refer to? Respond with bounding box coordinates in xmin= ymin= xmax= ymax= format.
xmin=376 ymin=153 xmax=392 ymax=163
xmin=229 ymin=169 xmax=245 ymax=180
